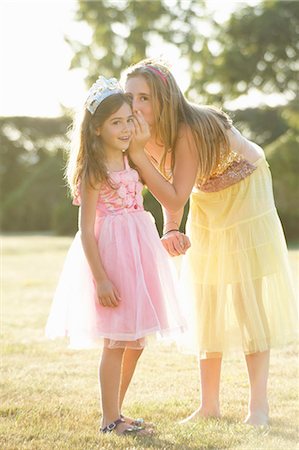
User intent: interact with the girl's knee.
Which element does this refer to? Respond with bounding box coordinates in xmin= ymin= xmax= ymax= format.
xmin=125 ymin=347 xmax=144 ymax=360
xmin=102 ymin=345 xmax=126 ymax=358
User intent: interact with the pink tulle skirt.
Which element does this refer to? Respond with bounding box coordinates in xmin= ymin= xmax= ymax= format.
xmin=45 ymin=210 xmax=186 ymax=349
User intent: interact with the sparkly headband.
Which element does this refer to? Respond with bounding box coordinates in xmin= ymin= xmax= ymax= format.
xmin=85 ymin=76 xmax=123 ymax=114
xmin=146 ymin=65 xmax=168 ymax=84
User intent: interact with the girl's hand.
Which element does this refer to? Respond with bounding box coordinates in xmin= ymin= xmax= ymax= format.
xmin=161 ymin=231 xmax=191 ymax=257
xmin=129 ymin=111 xmax=151 ymax=160
xmin=96 ymin=279 xmax=121 ymax=307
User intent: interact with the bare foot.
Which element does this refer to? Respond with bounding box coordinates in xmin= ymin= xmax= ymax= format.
xmin=244 ymin=412 xmax=269 ymax=426
xmin=179 ymin=407 xmax=221 ymax=424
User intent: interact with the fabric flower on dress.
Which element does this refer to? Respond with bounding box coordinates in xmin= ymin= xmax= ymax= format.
xmin=125 ymin=197 xmax=134 ymax=208
xmin=127 ymin=181 xmax=136 ymax=193
xmin=117 ymin=185 xmax=127 ymax=199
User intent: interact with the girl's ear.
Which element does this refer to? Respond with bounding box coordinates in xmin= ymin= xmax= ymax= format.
xmin=95 ymin=127 xmax=101 ymax=136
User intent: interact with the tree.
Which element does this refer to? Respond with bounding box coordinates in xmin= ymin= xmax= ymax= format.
xmin=191 ymin=0 xmax=299 ymax=104
xmin=67 ymin=0 xmax=206 ymax=85
xmin=69 ymin=1 xmax=299 ymax=103
xmin=0 ymin=117 xmax=77 ymax=234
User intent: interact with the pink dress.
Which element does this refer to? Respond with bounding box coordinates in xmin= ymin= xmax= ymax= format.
xmin=46 ymin=155 xmax=186 ymax=349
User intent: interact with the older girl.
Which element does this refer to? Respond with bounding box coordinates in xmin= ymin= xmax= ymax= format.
xmin=125 ymin=59 xmax=298 ymax=426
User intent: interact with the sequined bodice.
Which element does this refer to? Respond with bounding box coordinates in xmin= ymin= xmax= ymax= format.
xmin=73 ymin=156 xmax=144 ymax=216
xmin=197 ymin=150 xmax=257 ymax=193
xmin=210 ymin=150 xmax=242 ymax=177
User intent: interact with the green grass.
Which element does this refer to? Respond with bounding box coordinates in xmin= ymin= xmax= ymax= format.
xmin=1 ymin=235 xmax=298 ymax=450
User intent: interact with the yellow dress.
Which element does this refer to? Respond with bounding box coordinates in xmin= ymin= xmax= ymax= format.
xmin=180 ymin=130 xmax=298 ymax=358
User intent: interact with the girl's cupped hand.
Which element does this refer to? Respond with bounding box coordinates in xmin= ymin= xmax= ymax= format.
xmin=96 ymin=279 xmax=121 ymax=307
xmin=129 ymin=111 xmax=151 ymax=160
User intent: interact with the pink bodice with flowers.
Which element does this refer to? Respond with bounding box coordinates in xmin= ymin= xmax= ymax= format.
xmin=73 ymin=155 xmax=144 ymax=216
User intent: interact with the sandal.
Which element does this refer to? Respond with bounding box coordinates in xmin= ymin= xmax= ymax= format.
xmin=101 ymin=417 xmax=124 ymax=433
xmin=120 ymin=413 xmax=154 ymax=428
xmin=100 ymin=417 xmax=152 ymax=435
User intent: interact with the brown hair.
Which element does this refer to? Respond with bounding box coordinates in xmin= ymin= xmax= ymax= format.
xmin=66 ymin=93 xmax=132 ymax=197
xmin=125 ymin=59 xmax=232 ymax=182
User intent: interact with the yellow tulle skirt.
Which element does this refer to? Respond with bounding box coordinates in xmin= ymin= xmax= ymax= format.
xmin=180 ymin=156 xmax=298 ymax=358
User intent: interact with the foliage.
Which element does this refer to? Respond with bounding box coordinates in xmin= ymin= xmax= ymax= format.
xmin=68 ymin=1 xmax=299 ymax=106
xmin=192 ymin=0 xmax=299 ymax=103
xmin=68 ymin=0 xmax=206 ymax=85
xmin=230 ymin=106 xmax=289 ymax=147
xmin=266 ymin=132 xmax=299 ymax=241
xmin=0 ymin=117 xmax=75 ymax=235
xmin=51 ymin=199 xmax=78 ymax=236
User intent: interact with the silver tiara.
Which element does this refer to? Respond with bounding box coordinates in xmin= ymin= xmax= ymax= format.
xmin=85 ymin=76 xmax=123 ymax=114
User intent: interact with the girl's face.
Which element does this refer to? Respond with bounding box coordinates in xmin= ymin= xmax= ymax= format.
xmin=96 ymin=102 xmax=134 ymax=154
xmin=125 ymin=76 xmax=155 ymax=129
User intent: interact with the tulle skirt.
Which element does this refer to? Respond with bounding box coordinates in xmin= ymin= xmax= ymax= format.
xmin=180 ymin=156 xmax=298 ymax=358
xmin=46 ymin=210 xmax=186 ymax=349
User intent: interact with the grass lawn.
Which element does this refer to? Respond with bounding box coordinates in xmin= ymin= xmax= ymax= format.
xmin=1 ymin=235 xmax=298 ymax=450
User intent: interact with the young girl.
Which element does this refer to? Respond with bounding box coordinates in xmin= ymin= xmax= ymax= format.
xmin=124 ymin=59 xmax=298 ymax=426
xmin=45 ymin=76 xmax=186 ymax=435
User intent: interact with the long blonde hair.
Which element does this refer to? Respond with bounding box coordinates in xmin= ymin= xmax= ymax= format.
xmin=125 ymin=59 xmax=232 ymax=182
xmin=66 ymin=93 xmax=132 ymax=197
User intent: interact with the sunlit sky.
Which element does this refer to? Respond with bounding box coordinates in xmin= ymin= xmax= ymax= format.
xmin=0 ymin=0 xmax=87 ymax=117
xmin=1 ymin=0 xmax=281 ymax=118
